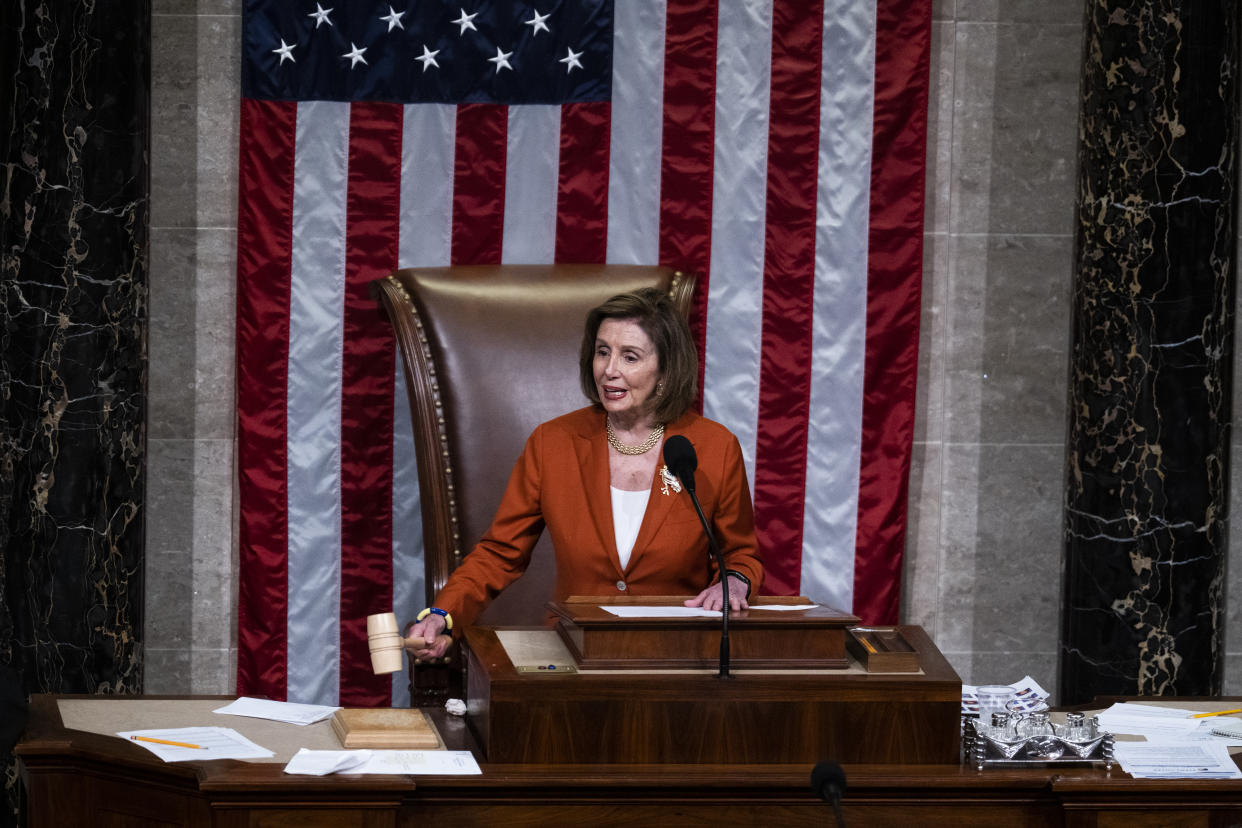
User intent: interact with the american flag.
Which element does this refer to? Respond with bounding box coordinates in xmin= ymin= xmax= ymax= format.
xmin=235 ymin=0 xmax=931 ymax=706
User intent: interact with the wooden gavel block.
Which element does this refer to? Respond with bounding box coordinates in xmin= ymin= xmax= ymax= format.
xmin=366 ymin=612 xmax=426 ymax=675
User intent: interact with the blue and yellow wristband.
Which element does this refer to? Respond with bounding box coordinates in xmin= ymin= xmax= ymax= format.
xmin=416 ymin=606 xmax=453 ymax=631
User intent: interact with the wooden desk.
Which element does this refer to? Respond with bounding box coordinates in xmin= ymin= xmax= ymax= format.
xmin=465 ymin=624 xmax=960 ymax=764
xmin=17 ymin=693 xmax=1242 ymax=827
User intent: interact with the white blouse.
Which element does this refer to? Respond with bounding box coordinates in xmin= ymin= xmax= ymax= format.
xmin=610 ymin=486 xmax=651 ymax=571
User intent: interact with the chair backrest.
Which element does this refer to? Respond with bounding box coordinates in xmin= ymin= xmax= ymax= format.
xmin=373 ymin=264 xmax=695 ymax=625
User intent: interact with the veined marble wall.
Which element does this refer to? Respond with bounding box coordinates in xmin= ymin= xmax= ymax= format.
xmin=1062 ymin=0 xmax=1237 ymax=701
xmin=147 ymin=0 xmax=1242 ymax=698
xmin=2 ymin=2 xmax=149 ymax=690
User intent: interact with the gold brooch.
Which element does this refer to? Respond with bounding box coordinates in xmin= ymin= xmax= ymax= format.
xmin=659 ymin=465 xmax=682 ymax=496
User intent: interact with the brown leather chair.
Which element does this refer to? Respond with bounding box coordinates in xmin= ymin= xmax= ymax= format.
xmin=373 ymin=265 xmax=695 ymax=634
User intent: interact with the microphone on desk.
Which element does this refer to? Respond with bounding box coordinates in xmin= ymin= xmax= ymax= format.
xmin=662 ymin=435 xmax=731 ymax=679
xmin=811 ymin=760 xmax=847 ymax=827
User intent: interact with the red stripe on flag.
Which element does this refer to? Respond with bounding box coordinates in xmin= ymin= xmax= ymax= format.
xmin=658 ymin=0 xmax=717 ymax=394
xmin=853 ymin=0 xmax=932 ymax=624
xmin=452 ymin=104 xmax=508 ymax=265
xmin=339 ymin=102 xmax=401 ymax=706
xmin=235 ymin=98 xmax=297 ymax=700
xmin=555 ymin=101 xmax=611 ymax=264
xmin=752 ymin=0 xmax=825 ymax=596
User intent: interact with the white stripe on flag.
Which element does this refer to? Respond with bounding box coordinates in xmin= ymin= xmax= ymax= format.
xmin=286 ymin=100 xmax=349 ymax=705
xmin=703 ymin=0 xmax=773 ymax=491
xmin=390 ymin=365 xmax=420 ymax=707
xmin=392 ymin=102 xmax=456 ymax=704
xmin=502 ymin=105 xmax=560 ymax=265
xmin=606 ymin=0 xmax=666 ymax=265
xmin=399 ymin=103 xmax=456 ymax=268
xmin=801 ymin=1 xmax=877 ymax=610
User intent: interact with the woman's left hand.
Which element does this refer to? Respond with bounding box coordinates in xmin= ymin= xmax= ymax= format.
xmin=684 ymin=574 xmax=750 ymax=612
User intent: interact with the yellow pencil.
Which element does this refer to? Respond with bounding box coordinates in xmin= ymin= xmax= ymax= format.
xmin=860 ymin=637 xmax=878 ymax=654
xmin=130 ymin=735 xmax=204 ymax=749
xmin=1190 ymin=709 xmax=1242 ymax=719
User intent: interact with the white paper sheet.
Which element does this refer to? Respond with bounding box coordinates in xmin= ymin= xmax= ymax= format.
xmin=600 ymin=606 xmax=721 ymax=618
xmin=748 ymin=604 xmax=819 ymax=611
xmin=960 ymin=676 xmax=1050 ymax=716
xmin=213 ymin=696 xmax=340 ymax=725
xmin=1096 ymin=703 xmax=1205 ymax=738
xmin=283 ymin=749 xmax=373 ymax=775
xmin=1112 ymin=741 xmax=1242 ymax=779
xmin=1095 ymin=704 xmax=1242 ymax=745
xmin=120 ymin=727 xmax=275 ymax=762
xmin=284 ymin=748 xmax=482 ymax=775
xmin=599 ymin=604 xmax=817 ymax=618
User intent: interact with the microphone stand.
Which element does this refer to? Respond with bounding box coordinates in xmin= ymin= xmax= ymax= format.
xmin=684 ymin=489 xmax=730 ymax=679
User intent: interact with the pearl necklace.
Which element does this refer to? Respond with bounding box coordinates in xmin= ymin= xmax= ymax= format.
xmin=606 ymin=417 xmax=665 ymax=456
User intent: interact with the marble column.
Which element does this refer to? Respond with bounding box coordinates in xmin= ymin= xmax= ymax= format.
xmin=0 ymin=1 xmax=149 ymax=700
xmin=1061 ymin=0 xmax=1238 ymax=703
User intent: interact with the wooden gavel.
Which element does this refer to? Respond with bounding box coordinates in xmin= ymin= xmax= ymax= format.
xmin=366 ymin=612 xmax=426 ymax=675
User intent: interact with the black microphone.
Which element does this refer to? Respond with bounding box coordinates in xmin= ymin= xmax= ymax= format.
xmin=662 ymin=435 xmax=730 ymax=678
xmin=810 ymin=761 xmax=847 ymax=827
xmin=662 ymin=434 xmax=697 ymax=492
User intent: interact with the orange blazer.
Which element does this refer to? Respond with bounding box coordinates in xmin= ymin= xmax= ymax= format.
xmin=432 ymin=406 xmax=764 ymax=628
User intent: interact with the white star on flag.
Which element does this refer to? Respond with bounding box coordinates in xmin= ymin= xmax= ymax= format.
xmin=525 ymin=10 xmax=551 ymax=36
xmin=307 ymin=3 xmax=333 ymax=28
xmin=488 ymin=47 xmax=513 ymax=73
xmin=342 ymin=42 xmax=368 ymax=68
xmin=453 ymin=9 xmax=478 ymax=35
xmin=559 ymin=47 xmax=583 ymax=73
xmin=415 ymin=45 xmax=440 ymax=72
xmin=380 ymin=6 xmax=405 ymax=32
xmin=272 ymin=38 xmax=296 ymax=64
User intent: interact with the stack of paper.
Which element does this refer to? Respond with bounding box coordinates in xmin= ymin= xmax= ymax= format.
xmin=1111 ymin=742 xmax=1242 ymax=779
xmin=213 ymin=697 xmax=340 ymax=725
xmin=1096 ymin=703 xmax=1242 ymax=745
xmin=1095 ymin=704 xmax=1203 ymax=739
xmin=1096 ymin=703 xmax=1242 ymax=779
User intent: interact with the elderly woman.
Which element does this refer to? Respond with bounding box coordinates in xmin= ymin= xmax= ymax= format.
xmin=408 ymin=287 xmax=763 ymax=659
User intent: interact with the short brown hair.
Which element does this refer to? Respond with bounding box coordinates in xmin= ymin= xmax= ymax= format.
xmin=579 ymin=287 xmax=698 ymax=424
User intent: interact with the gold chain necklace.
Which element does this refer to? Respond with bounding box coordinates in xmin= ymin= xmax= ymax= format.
xmin=606 ymin=417 xmax=665 ymax=456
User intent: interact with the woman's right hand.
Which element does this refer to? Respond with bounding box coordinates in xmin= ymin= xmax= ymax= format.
xmin=405 ymin=615 xmax=453 ymax=661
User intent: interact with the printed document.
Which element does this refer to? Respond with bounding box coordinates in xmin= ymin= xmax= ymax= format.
xmin=120 ymin=727 xmax=274 ymax=762
xmin=1113 ymin=741 xmax=1242 ymax=779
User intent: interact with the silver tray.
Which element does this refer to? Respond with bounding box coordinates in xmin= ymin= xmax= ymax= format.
xmin=962 ymin=718 xmax=1115 ymax=770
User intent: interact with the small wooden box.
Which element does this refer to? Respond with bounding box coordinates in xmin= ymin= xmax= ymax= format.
xmin=330 ymin=708 xmax=442 ymax=749
xmin=846 ymin=627 xmax=921 ymax=673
